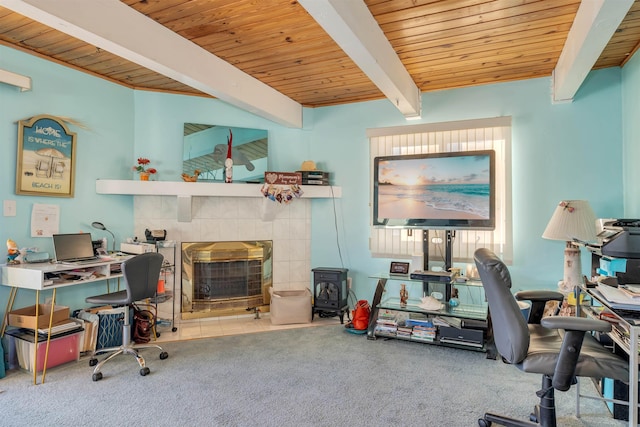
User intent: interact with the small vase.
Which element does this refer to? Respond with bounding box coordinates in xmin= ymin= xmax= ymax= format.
xmin=139 ymin=172 xmax=150 ymax=181
xmin=399 ymin=283 xmax=409 ymax=307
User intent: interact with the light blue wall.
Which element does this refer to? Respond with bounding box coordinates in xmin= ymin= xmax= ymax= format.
xmin=131 ymin=69 xmax=624 ymax=296
xmin=304 ymin=69 xmax=624 ymax=293
xmin=0 ymin=45 xmax=135 ymax=311
xmin=622 ymin=49 xmax=640 ymax=217
xmin=131 ymin=91 xmax=313 ymax=178
xmin=0 ymin=43 xmax=630 ymax=318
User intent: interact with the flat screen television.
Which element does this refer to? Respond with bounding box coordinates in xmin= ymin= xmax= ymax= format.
xmin=373 ymin=150 xmax=495 ymax=230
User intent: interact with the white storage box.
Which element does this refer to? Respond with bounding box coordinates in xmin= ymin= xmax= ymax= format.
xmin=120 ymin=242 xmax=155 ymax=254
xmin=269 ymin=287 xmax=312 ymax=325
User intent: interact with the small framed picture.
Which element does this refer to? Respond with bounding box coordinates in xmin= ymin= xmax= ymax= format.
xmin=390 ymin=261 xmax=410 ymax=275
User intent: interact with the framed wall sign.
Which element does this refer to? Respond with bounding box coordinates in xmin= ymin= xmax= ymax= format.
xmin=16 ymin=115 xmax=77 ymax=197
xmin=390 ymin=261 xmax=410 ymax=275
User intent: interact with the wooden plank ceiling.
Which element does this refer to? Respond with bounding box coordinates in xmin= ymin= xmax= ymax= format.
xmin=1 ymin=0 xmax=640 ymax=109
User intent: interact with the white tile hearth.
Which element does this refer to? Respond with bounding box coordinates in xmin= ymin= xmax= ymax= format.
xmin=154 ymin=313 xmax=342 ymax=343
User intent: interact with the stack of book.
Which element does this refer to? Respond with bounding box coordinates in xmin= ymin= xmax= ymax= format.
xmin=297 ymin=170 xmax=330 ymax=185
xmin=412 ymin=324 xmax=437 ymax=342
xmin=375 ymin=311 xmax=398 ymax=337
xmin=396 ymin=325 xmax=413 ymax=339
xmin=405 ymin=318 xmax=436 ymax=342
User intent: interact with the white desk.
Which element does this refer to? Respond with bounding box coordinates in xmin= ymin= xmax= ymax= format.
xmin=0 ymin=257 xmax=129 ymax=384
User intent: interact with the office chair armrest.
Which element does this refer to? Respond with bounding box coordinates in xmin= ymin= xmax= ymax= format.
xmin=515 ymin=290 xmax=565 ymax=324
xmin=515 ymin=289 xmax=564 ymax=302
xmin=540 ymin=316 xmax=613 ymax=391
xmin=540 ymin=316 xmax=612 ymax=333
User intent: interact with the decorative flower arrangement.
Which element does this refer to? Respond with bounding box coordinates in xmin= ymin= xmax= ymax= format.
xmin=133 ymin=158 xmax=157 ymax=175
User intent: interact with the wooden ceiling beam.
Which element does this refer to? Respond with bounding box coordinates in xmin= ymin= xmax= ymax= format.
xmin=299 ymin=0 xmax=421 ymax=119
xmin=0 ymin=67 xmax=31 ymax=91
xmin=553 ymin=0 xmax=634 ymax=103
xmin=0 ymin=0 xmax=303 ymax=128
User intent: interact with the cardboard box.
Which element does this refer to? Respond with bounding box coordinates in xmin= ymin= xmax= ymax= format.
xmin=7 ymin=329 xmax=81 ymax=373
xmin=269 ymin=287 xmax=312 ymax=325
xmin=8 ymin=305 xmax=70 ymax=330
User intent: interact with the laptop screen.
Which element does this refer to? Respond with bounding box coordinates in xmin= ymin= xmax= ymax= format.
xmin=52 ymin=233 xmax=95 ymax=262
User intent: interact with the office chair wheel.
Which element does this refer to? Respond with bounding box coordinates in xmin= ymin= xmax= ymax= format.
xmin=140 ymin=367 xmax=150 ymax=376
xmin=92 ymin=372 xmax=103 ymax=381
xmin=172 ymin=327 xmax=177 ymax=332
xmin=478 ymin=418 xmax=491 ymax=427
xmin=160 ymin=351 xmax=168 ymax=360
xmin=89 ymin=358 xmax=98 ymax=367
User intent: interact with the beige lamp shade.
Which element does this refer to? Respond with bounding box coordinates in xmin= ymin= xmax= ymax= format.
xmin=542 ymin=200 xmax=597 ymax=243
xmin=542 ymin=200 xmax=597 ymax=292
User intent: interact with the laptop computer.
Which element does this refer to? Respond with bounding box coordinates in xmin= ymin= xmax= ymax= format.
xmin=53 ymin=233 xmax=101 ymax=265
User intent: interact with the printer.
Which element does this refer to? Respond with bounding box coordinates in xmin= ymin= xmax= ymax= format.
xmin=589 ymin=219 xmax=640 ymax=284
xmin=597 ymin=219 xmax=640 ymax=258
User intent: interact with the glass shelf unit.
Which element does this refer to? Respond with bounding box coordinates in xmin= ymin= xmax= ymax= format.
xmin=367 ymin=274 xmax=489 ymax=352
xmin=153 ymin=241 xmax=177 ymax=333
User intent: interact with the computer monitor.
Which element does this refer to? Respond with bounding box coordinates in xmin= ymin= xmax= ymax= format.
xmin=52 ymin=233 xmax=96 ymax=262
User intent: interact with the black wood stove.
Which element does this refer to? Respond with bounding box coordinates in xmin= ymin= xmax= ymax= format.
xmin=312 ymin=268 xmax=349 ymax=323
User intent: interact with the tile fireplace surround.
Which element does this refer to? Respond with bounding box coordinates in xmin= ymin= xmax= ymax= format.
xmin=133 ymin=194 xmax=316 ymax=338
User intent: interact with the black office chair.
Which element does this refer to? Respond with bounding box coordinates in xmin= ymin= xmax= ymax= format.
xmin=86 ymin=252 xmax=168 ymax=381
xmin=473 ymin=248 xmax=629 ymax=427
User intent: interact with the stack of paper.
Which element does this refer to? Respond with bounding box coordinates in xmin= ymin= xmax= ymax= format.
xmin=596 ymin=284 xmax=640 ymax=310
xmin=36 ymin=319 xmax=83 ymax=336
xmin=619 ymin=284 xmax=640 ymax=299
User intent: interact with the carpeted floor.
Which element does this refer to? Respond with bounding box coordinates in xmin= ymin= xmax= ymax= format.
xmin=0 ymin=325 xmax=627 ymax=426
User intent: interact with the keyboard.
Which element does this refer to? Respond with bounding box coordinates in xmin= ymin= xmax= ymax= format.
xmin=60 ymin=257 xmax=101 ymax=265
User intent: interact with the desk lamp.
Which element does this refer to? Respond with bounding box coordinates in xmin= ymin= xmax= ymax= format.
xmin=542 ymin=200 xmax=597 ymax=293
xmin=91 ymin=221 xmax=115 ymax=252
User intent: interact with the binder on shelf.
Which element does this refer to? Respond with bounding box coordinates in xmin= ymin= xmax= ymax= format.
xmin=302 ymin=179 xmax=330 ymax=185
xmin=297 ymin=171 xmax=329 ymax=179
xmin=297 ymin=170 xmax=330 ymax=186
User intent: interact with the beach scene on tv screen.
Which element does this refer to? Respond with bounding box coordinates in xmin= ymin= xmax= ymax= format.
xmin=377 ymin=154 xmax=491 ymax=220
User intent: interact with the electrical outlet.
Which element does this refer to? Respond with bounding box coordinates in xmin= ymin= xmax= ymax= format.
xmin=347 ymin=277 xmax=353 ymax=289
xmin=3 ymin=199 xmax=16 ymax=217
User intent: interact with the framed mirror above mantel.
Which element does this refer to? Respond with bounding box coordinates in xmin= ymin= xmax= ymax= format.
xmin=183 ymin=123 xmax=268 ymax=183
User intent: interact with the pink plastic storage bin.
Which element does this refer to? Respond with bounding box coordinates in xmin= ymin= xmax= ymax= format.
xmin=7 ymin=329 xmax=81 ymax=373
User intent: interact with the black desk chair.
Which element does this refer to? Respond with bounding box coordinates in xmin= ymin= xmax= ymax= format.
xmin=474 ymin=248 xmax=629 ymax=427
xmin=86 ymin=252 xmax=168 ymax=381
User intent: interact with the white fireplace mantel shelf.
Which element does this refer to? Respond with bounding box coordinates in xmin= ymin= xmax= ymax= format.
xmin=96 ymin=179 xmax=342 ymax=198
xmin=96 ymin=179 xmax=342 ymax=222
